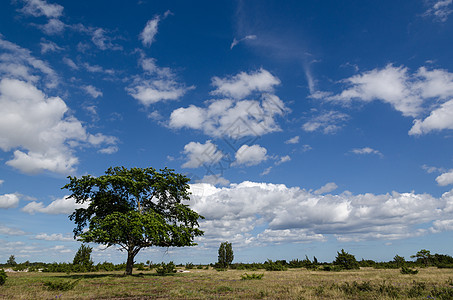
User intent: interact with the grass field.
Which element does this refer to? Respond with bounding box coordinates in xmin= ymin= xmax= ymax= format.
xmin=1 ymin=267 xmax=452 ymax=299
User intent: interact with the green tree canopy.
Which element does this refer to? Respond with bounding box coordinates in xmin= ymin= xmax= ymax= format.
xmin=334 ymin=249 xmax=359 ymax=270
xmin=63 ymin=166 xmax=204 ymax=275
xmin=73 ymin=244 xmax=93 ymax=272
xmin=218 ymin=241 xmax=234 ymax=268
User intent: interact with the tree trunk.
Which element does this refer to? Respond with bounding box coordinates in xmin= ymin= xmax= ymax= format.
xmin=125 ymin=249 xmax=135 ymax=275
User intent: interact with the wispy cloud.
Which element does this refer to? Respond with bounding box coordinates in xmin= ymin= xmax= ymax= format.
xmin=424 ymin=0 xmax=452 ymax=22
xmin=230 ymin=34 xmax=257 ymax=49
xmin=350 ymin=147 xmax=383 ymax=158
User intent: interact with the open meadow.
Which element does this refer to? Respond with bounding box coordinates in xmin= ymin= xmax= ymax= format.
xmin=1 ymin=267 xmax=452 ymax=299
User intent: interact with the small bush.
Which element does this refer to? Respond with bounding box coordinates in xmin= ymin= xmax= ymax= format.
xmin=241 ymin=273 xmax=264 ymax=280
xmin=185 ymin=262 xmax=194 ymax=269
xmin=197 ymin=265 xmax=203 ymax=269
xmin=0 ymin=269 xmax=7 ymax=285
xmin=43 ymin=279 xmax=79 ymax=291
xmin=155 ymin=261 xmax=176 ymax=276
xmin=401 ymin=266 xmax=419 ymax=274
xmin=264 ymin=259 xmax=287 ymax=271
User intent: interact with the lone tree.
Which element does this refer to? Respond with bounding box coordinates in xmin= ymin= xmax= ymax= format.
xmin=218 ymin=241 xmax=234 ymax=268
xmin=334 ymin=249 xmax=359 ymax=270
xmin=411 ymin=249 xmax=431 ymax=267
xmin=6 ymin=255 xmax=16 ymax=266
xmin=64 ymin=166 xmax=204 ymax=275
xmin=73 ymin=244 xmax=93 ymax=272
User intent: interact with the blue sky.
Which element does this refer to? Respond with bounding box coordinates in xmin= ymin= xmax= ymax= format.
xmin=1 ymin=0 xmax=453 ymax=265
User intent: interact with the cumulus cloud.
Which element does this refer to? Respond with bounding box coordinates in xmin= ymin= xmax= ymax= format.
xmin=351 ymin=147 xmax=383 ymax=157
xmin=40 ymin=40 xmax=63 ymax=54
xmin=0 ymin=194 xmax=20 ymax=209
xmin=319 ymin=65 xmax=453 ymax=135
xmin=275 ymin=155 xmax=291 ymax=165
xmin=0 ymin=78 xmax=117 ymax=174
xmin=19 ymin=0 xmax=64 ymax=18
xmin=195 ymin=175 xmax=230 ymax=186
xmin=0 ymin=225 xmax=26 ymax=236
xmin=189 ymin=181 xmax=453 ymax=246
xmin=22 ymin=196 xmax=88 ymax=215
xmin=211 ymin=68 xmax=280 ymax=99
xmin=234 ymin=144 xmax=268 ymax=166
xmin=303 ymin=110 xmax=349 ymax=134
xmin=82 ymin=85 xmax=103 ymax=98
xmin=436 ymin=170 xmax=453 ymax=186
xmin=127 ymin=53 xmax=192 ymax=105
xmin=314 ymin=182 xmax=338 ymax=195
xmin=35 ymin=233 xmax=73 ymax=241
xmin=285 ymin=136 xmax=299 ymax=144
xmin=0 ymin=35 xmax=59 ymax=88
xmin=182 ymin=140 xmax=224 ymax=168
xmin=40 ymin=18 xmax=66 ymax=35
xmin=409 ymin=99 xmax=453 ymax=135
xmin=90 ymin=28 xmax=122 ymax=51
xmin=170 ymin=94 xmax=287 ymax=138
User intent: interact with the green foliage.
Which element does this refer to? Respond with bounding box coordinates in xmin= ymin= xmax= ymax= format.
xmin=6 ymin=255 xmax=16 ymax=266
xmin=43 ymin=279 xmax=79 ymax=291
xmin=241 ymin=273 xmax=264 ymax=280
xmin=393 ymin=255 xmax=405 ymax=267
xmin=185 ymin=262 xmax=194 ymax=269
xmin=73 ymin=244 xmax=93 ymax=272
xmin=264 ymin=259 xmax=287 ymax=271
xmin=217 ymin=241 xmax=234 ymax=268
xmin=155 ymin=261 xmax=176 ymax=275
xmin=64 ymin=166 xmax=204 ymax=275
xmin=401 ymin=266 xmax=419 ymax=274
xmin=411 ymin=249 xmax=431 ymax=267
xmin=334 ymin=249 xmax=360 ymax=270
xmin=0 ymin=269 xmax=7 ymax=285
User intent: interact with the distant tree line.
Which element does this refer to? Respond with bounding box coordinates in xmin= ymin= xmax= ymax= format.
xmin=2 ymin=247 xmax=453 ymax=275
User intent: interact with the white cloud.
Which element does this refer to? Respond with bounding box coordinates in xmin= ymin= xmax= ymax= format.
xmin=424 ymin=0 xmax=452 ymax=22
xmin=276 ymin=155 xmax=291 ymax=165
xmin=303 ymin=111 xmax=349 ymax=134
xmin=0 ymin=194 xmax=20 ymax=209
xmin=326 ymin=65 xmax=422 ymax=117
xmin=127 ymin=53 xmax=192 ymax=105
xmin=182 ymin=140 xmax=224 ymax=168
xmin=62 ymin=57 xmax=78 ymax=70
xmin=0 ymin=180 xmax=4 ymax=185
xmin=140 ymin=16 xmax=160 ymax=47
xmin=0 ymin=225 xmax=26 ymax=236
xmin=98 ymin=146 xmax=118 ymax=154
xmin=422 ymin=164 xmax=445 ymax=174
xmin=82 ymin=85 xmax=103 ymax=98
xmin=211 ymin=68 xmax=280 ymax=99
xmin=91 ymin=28 xmax=122 ymax=51
xmin=40 ymin=40 xmax=63 ymax=54
xmin=320 ymin=65 xmax=453 ymax=135
xmin=260 ymin=166 xmax=272 ymax=175
xmin=83 ymin=62 xmax=114 ymax=74
xmin=40 ymin=18 xmax=66 ymax=35
xmin=351 ymin=147 xmax=383 ymax=157
xmin=409 ymin=99 xmax=453 ymax=135
xmin=19 ymin=0 xmax=64 ymax=18
xmin=189 ymin=181 xmax=453 ymax=246
xmin=285 ymin=136 xmax=299 ymax=144
xmin=0 ymin=35 xmax=59 ymax=88
xmin=195 ymin=175 xmax=230 ymax=186
xmin=436 ymin=170 xmax=453 ymax=186
xmin=314 ymin=182 xmax=338 ymax=195
xmin=0 ymin=78 xmax=117 ymax=174
xmin=170 ymin=94 xmax=287 ymax=138
xmin=35 ymin=233 xmax=73 ymax=241
xmin=230 ymin=34 xmax=257 ymax=49
xmin=22 ymin=196 xmax=88 ymax=215
xmin=234 ymin=144 xmax=268 ymax=166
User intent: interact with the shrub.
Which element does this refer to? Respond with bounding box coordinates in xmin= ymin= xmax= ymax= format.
xmin=43 ymin=279 xmax=79 ymax=291
xmin=401 ymin=266 xmax=419 ymax=274
xmin=0 ymin=269 xmax=7 ymax=285
xmin=264 ymin=259 xmax=287 ymax=271
xmin=334 ymin=249 xmax=360 ymax=270
xmin=185 ymin=262 xmax=194 ymax=269
xmin=241 ymin=273 xmax=264 ymax=280
xmin=155 ymin=261 xmax=176 ymax=276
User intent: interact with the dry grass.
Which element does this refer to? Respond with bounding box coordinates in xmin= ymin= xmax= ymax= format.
xmin=0 ymin=267 xmax=452 ymax=299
